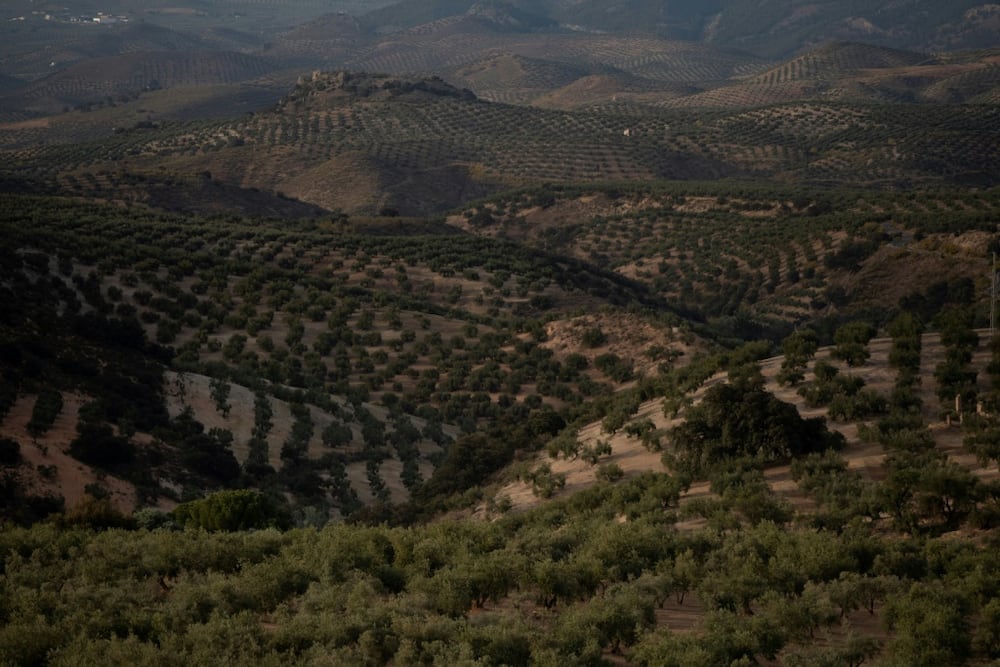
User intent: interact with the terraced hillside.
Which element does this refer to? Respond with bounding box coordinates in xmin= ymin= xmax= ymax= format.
xmin=493 ymin=329 xmax=1000 ymax=514
xmin=6 ymin=329 xmax=1000 ymax=665
xmin=0 ymin=193 xmax=697 ymax=522
xmin=660 ymin=43 xmax=1000 ymax=109
xmin=1 ymin=51 xmax=279 ymax=116
xmin=2 ymin=73 xmax=735 ymax=215
xmin=5 ymin=66 xmax=1000 ymax=216
xmin=4 ymin=182 xmax=999 ymax=524
xmin=452 ymin=184 xmax=1000 ymax=337
xmin=1 ymin=371 xmax=454 ymax=518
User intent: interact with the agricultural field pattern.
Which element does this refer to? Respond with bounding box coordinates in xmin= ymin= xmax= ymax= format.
xmin=2 ymin=1 xmax=1000 ymax=665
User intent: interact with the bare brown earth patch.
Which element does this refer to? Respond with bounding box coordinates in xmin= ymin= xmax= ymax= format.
xmin=1 ymin=392 xmax=137 ymax=513
xmin=542 ymin=312 xmax=699 ymax=380
xmin=163 ymin=371 xmax=445 ymax=502
xmin=0 ymin=117 xmax=50 ymax=130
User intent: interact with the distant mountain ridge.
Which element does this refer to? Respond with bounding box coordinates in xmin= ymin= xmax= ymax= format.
xmin=1 ymin=0 xmax=996 ymax=118
xmin=356 ymin=0 xmax=999 ymax=58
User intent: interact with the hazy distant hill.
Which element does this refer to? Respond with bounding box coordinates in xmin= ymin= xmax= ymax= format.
xmin=3 ymin=23 xmax=213 ymax=81
xmin=0 ymin=51 xmax=277 ymax=115
xmin=5 ymin=58 xmax=1000 ymax=215
xmin=356 ymin=0 xmax=999 ymax=58
xmin=694 ymin=0 xmax=997 ymax=57
xmin=0 ymin=0 xmax=995 ymax=122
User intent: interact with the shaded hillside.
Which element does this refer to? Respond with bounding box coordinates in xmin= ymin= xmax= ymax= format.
xmin=0 ymin=22 xmax=213 ymax=82
xmin=262 ymin=12 xmax=369 ymax=64
xmin=451 ymin=183 xmax=1000 ymax=338
xmin=0 ymin=193 xmax=694 ymax=522
xmin=50 ymin=171 xmax=331 ymax=219
xmin=0 ymin=75 xmax=26 ymax=94
xmin=6 ymin=318 xmax=1000 ymax=665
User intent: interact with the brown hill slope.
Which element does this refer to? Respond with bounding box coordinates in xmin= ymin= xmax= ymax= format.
xmin=660 ymin=42 xmax=1000 ymax=108
xmin=490 ymin=331 xmax=999 ymax=515
xmin=1 ymin=51 xmax=277 ymax=115
xmin=449 ymin=187 xmax=1000 ymax=334
xmin=5 ymin=48 xmax=1000 ymax=217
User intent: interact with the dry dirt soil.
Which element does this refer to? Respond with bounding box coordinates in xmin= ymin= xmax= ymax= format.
xmin=489 ymin=330 xmax=999 ymax=514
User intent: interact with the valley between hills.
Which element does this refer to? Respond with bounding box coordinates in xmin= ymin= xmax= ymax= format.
xmin=3 ymin=1 xmax=1000 ymax=664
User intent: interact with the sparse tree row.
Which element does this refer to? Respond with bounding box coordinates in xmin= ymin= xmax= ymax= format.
xmin=963 ymin=328 xmax=1000 ymax=479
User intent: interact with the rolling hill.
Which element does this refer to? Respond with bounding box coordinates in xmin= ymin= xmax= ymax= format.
xmin=2 ymin=181 xmax=999 ymax=523
xmin=6 ymin=59 xmax=1000 ymax=217
xmin=4 ymin=187 xmax=1000 ymax=663
xmin=0 ymin=51 xmax=279 ymax=116
xmin=354 ymin=0 xmax=999 ymax=57
xmin=0 ymin=192 xmax=697 ymax=520
xmin=1 ymin=3 xmax=1000 ymax=665
xmin=2 ymin=0 xmax=996 ymax=123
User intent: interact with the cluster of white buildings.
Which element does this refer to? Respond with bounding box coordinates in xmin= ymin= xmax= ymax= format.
xmin=91 ymin=13 xmax=128 ymax=24
xmin=7 ymin=11 xmax=130 ymax=25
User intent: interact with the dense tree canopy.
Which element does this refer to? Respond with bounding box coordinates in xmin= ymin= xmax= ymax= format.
xmin=667 ymin=366 xmax=844 ymax=478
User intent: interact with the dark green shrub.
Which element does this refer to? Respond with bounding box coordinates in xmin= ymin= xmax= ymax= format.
xmin=172 ymin=489 xmax=289 ymax=531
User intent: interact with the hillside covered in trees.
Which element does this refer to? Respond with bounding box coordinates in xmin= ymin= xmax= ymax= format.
xmin=3 ymin=0 xmax=1000 ymax=664
xmin=4 ymin=183 xmax=1000 ymax=664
